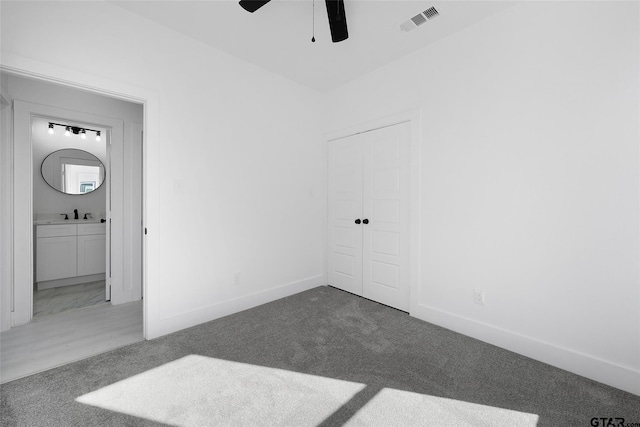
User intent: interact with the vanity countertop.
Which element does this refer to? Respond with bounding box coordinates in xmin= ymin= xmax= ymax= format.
xmin=34 ymin=219 xmax=103 ymax=225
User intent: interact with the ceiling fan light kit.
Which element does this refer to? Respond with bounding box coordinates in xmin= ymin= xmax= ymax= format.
xmin=239 ymin=0 xmax=349 ymax=43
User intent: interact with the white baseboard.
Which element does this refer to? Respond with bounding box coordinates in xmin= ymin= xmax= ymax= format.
xmin=36 ymin=274 xmax=105 ymax=290
xmin=148 ymin=275 xmax=324 ymax=340
xmin=411 ymin=303 xmax=640 ymax=396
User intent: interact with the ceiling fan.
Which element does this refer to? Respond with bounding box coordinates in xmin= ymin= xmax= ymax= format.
xmin=239 ymin=0 xmax=348 ymax=43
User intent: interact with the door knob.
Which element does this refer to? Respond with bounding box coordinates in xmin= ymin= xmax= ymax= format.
xmin=355 ymin=219 xmax=361 ymax=224
xmin=363 ymin=219 xmax=369 ymax=224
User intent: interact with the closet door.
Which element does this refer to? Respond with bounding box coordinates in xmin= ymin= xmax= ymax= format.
xmin=327 ymin=134 xmax=364 ymax=295
xmin=362 ymin=122 xmax=411 ymax=311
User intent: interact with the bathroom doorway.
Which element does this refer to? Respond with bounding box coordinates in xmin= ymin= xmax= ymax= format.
xmin=6 ymin=73 xmax=144 ymax=325
xmin=0 ymin=72 xmax=145 ymax=381
xmin=31 ymin=115 xmax=110 ymax=318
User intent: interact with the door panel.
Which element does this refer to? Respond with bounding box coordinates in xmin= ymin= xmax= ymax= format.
xmin=327 ymin=135 xmax=363 ymax=295
xmin=36 ymin=236 xmax=77 ymax=282
xmin=371 ymin=230 xmax=400 ymax=256
xmin=362 ymin=123 xmax=411 ymax=311
xmin=77 ymin=234 xmax=107 ymax=276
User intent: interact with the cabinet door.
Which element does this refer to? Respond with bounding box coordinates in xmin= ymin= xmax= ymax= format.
xmin=327 ymin=134 xmax=364 ymax=296
xmin=36 ymin=236 xmax=77 ymax=282
xmin=362 ymin=122 xmax=411 ymax=311
xmin=77 ymin=234 xmax=107 ymax=276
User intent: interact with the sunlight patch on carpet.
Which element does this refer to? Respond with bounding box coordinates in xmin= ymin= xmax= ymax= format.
xmin=76 ymin=355 xmax=365 ymax=426
xmin=347 ymin=387 xmax=539 ymax=426
xmin=77 ymin=354 xmax=539 ymax=426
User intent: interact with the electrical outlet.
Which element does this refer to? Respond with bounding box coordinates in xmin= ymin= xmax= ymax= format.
xmin=473 ymin=289 xmax=485 ymax=305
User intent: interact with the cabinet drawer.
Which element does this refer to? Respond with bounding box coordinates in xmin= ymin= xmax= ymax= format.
xmin=36 ymin=224 xmax=77 ymax=238
xmin=78 ymin=223 xmax=106 ymax=236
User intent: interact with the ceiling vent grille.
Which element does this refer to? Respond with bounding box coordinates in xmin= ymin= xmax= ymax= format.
xmin=424 ymin=7 xmax=439 ymax=20
xmin=410 ymin=13 xmax=427 ymax=26
xmin=400 ymin=6 xmax=439 ymax=32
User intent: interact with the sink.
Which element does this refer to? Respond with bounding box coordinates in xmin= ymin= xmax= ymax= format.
xmin=34 ymin=219 xmax=102 ymax=225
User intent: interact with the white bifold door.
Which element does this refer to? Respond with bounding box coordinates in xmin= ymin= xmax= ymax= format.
xmin=328 ymin=122 xmax=411 ymax=311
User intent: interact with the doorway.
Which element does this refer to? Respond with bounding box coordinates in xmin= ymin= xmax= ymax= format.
xmin=31 ymin=115 xmax=110 ymax=318
xmin=0 ymin=72 xmax=145 ymax=382
xmin=10 ymin=89 xmax=143 ymax=324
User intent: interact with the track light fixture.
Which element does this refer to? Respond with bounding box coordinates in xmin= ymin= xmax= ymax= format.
xmin=47 ymin=122 xmax=103 ymax=142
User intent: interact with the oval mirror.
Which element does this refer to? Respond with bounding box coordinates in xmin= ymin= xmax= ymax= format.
xmin=41 ymin=149 xmax=106 ymax=195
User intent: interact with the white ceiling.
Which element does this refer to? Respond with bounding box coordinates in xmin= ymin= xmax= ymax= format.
xmin=112 ymin=0 xmax=516 ymax=92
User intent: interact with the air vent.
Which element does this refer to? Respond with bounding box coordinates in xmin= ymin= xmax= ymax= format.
xmin=410 ymin=13 xmax=427 ymax=26
xmin=424 ymin=6 xmax=439 ymax=19
xmin=400 ymin=6 xmax=439 ymax=32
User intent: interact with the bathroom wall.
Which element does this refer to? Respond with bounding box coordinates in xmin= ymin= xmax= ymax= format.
xmin=6 ymin=74 xmax=143 ymax=226
xmin=31 ymin=116 xmax=107 ymax=221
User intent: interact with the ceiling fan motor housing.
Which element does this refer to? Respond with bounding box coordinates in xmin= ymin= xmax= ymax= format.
xmin=238 ymin=0 xmax=348 ymax=43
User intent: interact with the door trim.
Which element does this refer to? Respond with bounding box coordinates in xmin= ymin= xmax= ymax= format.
xmin=324 ymin=109 xmax=422 ymax=315
xmin=11 ymin=100 xmax=123 ymax=326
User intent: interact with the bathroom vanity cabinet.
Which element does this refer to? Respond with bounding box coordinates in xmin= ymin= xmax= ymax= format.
xmin=36 ymin=222 xmax=106 ymax=285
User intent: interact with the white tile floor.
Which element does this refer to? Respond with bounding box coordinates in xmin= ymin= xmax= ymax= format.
xmin=34 ymin=281 xmax=107 ymax=318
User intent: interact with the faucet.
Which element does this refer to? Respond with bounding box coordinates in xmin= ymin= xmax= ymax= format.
xmin=74 ymin=209 xmax=78 ymax=220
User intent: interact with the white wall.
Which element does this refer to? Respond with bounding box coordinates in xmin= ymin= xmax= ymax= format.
xmin=325 ymin=1 xmax=640 ymax=395
xmin=0 ymin=1 xmax=325 ymax=337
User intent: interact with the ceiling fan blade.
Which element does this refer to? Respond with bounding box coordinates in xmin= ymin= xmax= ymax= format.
xmin=239 ymin=0 xmax=271 ymax=13
xmin=325 ymin=0 xmax=348 ymax=42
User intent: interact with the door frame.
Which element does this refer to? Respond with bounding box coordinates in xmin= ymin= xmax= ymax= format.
xmin=1 ymin=54 xmax=160 ymax=339
xmin=12 ymin=100 xmax=123 ymax=325
xmin=325 ymin=109 xmax=422 ymax=315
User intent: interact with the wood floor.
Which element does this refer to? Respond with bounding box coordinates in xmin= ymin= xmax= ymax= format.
xmin=0 ymin=300 xmax=143 ymax=384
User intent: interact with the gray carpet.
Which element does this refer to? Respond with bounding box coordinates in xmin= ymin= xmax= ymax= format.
xmin=1 ymin=285 xmax=639 ymax=426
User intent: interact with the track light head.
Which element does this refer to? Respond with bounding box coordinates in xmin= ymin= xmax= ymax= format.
xmin=65 ymin=126 xmax=71 ymax=137
xmin=239 ymin=0 xmax=271 ymax=13
xmin=48 ymin=123 xmax=54 ymax=134
xmin=80 ymin=129 xmax=87 ymax=139
xmin=96 ymin=131 xmax=101 ymax=142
